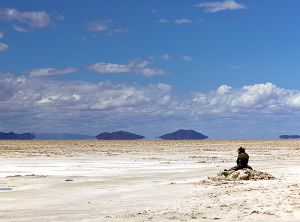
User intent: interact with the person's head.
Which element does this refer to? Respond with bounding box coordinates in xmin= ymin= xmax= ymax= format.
xmin=238 ymin=147 xmax=245 ymax=153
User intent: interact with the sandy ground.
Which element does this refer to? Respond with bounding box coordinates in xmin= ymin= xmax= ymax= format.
xmin=0 ymin=140 xmax=299 ymax=222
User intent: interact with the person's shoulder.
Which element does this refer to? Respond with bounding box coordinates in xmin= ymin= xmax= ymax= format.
xmin=239 ymin=153 xmax=248 ymax=158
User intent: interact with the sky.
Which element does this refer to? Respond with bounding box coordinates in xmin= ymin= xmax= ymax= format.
xmin=1 ymin=0 xmax=300 ymax=139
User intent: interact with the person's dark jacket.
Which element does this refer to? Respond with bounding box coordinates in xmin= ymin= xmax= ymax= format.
xmin=236 ymin=152 xmax=249 ymax=168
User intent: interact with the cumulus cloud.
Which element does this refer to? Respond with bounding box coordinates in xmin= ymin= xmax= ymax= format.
xmin=88 ymin=63 xmax=130 ymax=74
xmin=88 ymin=60 xmax=165 ymax=77
xmin=159 ymin=18 xmax=192 ymax=25
xmin=0 ymin=42 xmax=8 ymax=52
xmin=216 ymin=85 xmax=232 ymax=95
xmin=174 ymin=18 xmax=192 ymax=24
xmin=29 ymin=67 xmax=78 ymax=77
xmin=194 ymin=0 xmax=246 ymax=13
xmin=0 ymin=7 xmax=51 ymax=30
xmin=86 ymin=20 xmax=128 ymax=35
xmin=191 ymin=82 xmax=300 ymax=115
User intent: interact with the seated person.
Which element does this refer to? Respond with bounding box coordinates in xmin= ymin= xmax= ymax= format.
xmin=226 ymin=147 xmax=253 ymax=171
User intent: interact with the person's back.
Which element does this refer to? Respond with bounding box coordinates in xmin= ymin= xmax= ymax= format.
xmin=226 ymin=147 xmax=252 ymax=171
xmin=237 ymin=152 xmax=249 ymax=168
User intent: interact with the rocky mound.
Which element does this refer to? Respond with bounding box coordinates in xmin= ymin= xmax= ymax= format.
xmin=95 ymin=131 xmax=145 ymax=140
xmin=209 ymin=169 xmax=275 ymax=181
xmin=159 ymin=129 xmax=208 ymax=140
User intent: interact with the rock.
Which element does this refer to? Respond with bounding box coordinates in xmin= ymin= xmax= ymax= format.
xmin=209 ymin=169 xmax=275 ymax=181
xmin=95 ymin=131 xmax=145 ymax=140
xmin=159 ymin=129 xmax=208 ymax=140
xmin=0 ymin=132 xmax=35 ymax=140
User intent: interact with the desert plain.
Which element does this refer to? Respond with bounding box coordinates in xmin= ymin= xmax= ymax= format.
xmin=0 ymin=140 xmax=299 ymax=222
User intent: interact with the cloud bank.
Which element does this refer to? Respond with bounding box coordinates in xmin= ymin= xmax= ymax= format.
xmin=1 ymin=73 xmax=300 ymax=137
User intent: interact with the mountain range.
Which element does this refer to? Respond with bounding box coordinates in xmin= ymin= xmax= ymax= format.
xmin=0 ymin=132 xmax=35 ymax=140
xmin=32 ymin=133 xmax=95 ymax=140
xmin=0 ymin=129 xmax=209 ymax=140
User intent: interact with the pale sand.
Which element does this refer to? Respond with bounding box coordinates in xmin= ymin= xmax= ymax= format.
xmin=0 ymin=140 xmax=299 ymax=221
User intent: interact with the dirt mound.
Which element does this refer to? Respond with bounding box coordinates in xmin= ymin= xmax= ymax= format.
xmin=209 ymin=169 xmax=275 ymax=181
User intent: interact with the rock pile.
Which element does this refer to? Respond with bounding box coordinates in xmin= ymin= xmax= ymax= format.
xmin=209 ymin=169 xmax=275 ymax=181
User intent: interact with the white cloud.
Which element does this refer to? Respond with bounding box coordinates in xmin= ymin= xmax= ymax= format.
xmin=159 ymin=18 xmax=170 ymax=24
xmin=181 ymin=56 xmax=193 ymax=62
xmin=191 ymin=82 xmax=297 ymax=114
xmin=229 ymin=65 xmax=241 ymax=70
xmin=13 ymin=24 xmax=30 ymax=32
xmin=159 ymin=54 xmax=193 ymax=62
xmin=86 ymin=21 xmax=108 ymax=32
xmin=132 ymin=60 xmax=165 ymax=77
xmin=174 ymin=18 xmax=192 ymax=24
xmin=0 ymin=42 xmax=8 ymax=52
xmin=159 ymin=18 xmax=192 ymax=25
xmin=217 ymin=85 xmax=232 ymax=95
xmin=29 ymin=67 xmax=78 ymax=77
xmin=88 ymin=63 xmax=130 ymax=73
xmin=0 ymin=30 xmax=4 ymax=39
xmin=157 ymin=83 xmax=172 ymax=91
xmin=0 ymin=8 xmax=51 ymax=29
xmin=161 ymin=54 xmax=172 ymax=60
xmin=88 ymin=60 xmax=165 ymax=77
xmin=194 ymin=0 xmax=246 ymax=13
xmin=86 ymin=20 xmax=128 ymax=35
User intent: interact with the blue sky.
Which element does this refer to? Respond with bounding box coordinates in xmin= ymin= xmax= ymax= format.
xmin=1 ymin=0 xmax=300 ymax=139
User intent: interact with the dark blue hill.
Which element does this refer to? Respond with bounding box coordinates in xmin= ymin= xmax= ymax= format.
xmin=95 ymin=131 xmax=145 ymax=140
xmin=159 ymin=129 xmax=208 ymax=140
xmin=0 ymin=132 xmax=35 ymax=140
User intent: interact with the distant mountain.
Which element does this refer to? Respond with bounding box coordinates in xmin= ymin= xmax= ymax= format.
xmin=0 ymin=132 xmax=35 ymax=140
xmin=159 ymin=129 xmax=208 ymax=140
xmin=279 ymin=135 xmax=300 ymax=139
xmin=33 ymin=133 xmax=94 ymax=140
xmin=95 ymin=131 xmax=145 ymax=140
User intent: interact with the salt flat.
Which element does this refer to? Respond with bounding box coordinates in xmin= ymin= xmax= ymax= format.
xmin=0 ymin=140 xmax=299 ymax=221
